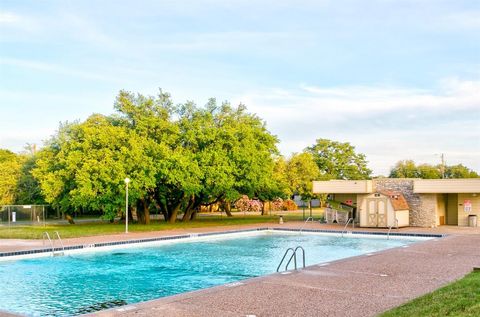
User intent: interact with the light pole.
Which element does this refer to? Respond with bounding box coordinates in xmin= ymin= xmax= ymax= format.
xmin=124 ymin=177 xmax=130 ymax=233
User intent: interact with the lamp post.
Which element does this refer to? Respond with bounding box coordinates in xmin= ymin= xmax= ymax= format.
xmin=124 ymin=177 xmax=130 ymax=234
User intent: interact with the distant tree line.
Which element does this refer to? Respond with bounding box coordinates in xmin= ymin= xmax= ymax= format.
xmin=0 ymin=90 xmax=477 ymax=223
xmin=389 ymin=160 xmax=478 ymax=179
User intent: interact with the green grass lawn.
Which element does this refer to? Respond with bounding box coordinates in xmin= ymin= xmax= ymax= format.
xmin=0 ymin=212 xmax=320 ymax=239
xmin=380 ymin=271 xmax=480 ymax=317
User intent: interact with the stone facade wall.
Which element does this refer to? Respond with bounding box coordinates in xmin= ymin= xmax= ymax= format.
xmin=417 ymin=194 xmax=437 ymax=227
xmin=373 ymin=179 xmax=436 ymax=227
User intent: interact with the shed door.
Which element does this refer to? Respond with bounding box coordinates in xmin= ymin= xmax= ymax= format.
xmin=367 ymin=199 xmax=377 ymax=226
xmin=366 ymin=198 xmax=388 ymax=227
xmin=377 ymin=200 xmax=387 ymax=227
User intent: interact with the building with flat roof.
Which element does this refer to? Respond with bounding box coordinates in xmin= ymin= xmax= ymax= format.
xmin=313 ymin=178 xmax=480 ymax=227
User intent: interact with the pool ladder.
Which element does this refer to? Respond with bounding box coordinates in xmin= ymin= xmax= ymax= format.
xmin=299 ymin=217 xmax=314 ymax=234
xmin=341 ymin=218 xmax=354 ymax=237
xmin=387 ymin=219 xmax=399 ymax=240
xmin=43 ymin=231 xmax=65 ymax=256
xmin=277 ymin=246 xmax=306 ymax=272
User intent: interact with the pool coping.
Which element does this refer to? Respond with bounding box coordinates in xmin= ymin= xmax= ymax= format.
xmin=0 ymin=227 xmax=444 ymax=260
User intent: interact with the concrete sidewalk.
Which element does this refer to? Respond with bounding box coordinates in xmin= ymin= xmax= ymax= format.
xmin=1 ymin=221 xmax=478 ymax=253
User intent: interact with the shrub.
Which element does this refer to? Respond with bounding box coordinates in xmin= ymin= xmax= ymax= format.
xmin=234 ymin=195 xmax=264 ymax=212
xmin=271 ymin=198 xmax=284 ymax=211
xmin=282 ymin=199 xmax=298 ymax=211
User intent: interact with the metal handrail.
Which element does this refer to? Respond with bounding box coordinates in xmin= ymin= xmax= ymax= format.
xmin=42 ymin=232 xmax=55 ymax=256
xmin=341 ymin=217 xmax=354 ymax=237
xmin=387 ymin=218 xmax=399 ymax=240
xmin=277 ymin=246 xmax=306 ymax=272
xmin=285 ymin=246 xmax=305 ymax=271
xmin=277 ymin=248 xmax=295 ymax=272
xmin=299 ymin=217 xmax=314 ymax=234
xmin=43 ymin=231 xmax=65 ymax=256
xmin=54 ymin=231 xmax=65 ymax=254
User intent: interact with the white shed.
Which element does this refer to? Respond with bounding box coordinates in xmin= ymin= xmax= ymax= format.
xmin=359 ymin=191 xmax=409 ymax=228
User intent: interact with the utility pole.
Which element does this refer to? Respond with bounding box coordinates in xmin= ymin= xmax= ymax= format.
xmin=440 ymin=153 xmax=445 ymax=179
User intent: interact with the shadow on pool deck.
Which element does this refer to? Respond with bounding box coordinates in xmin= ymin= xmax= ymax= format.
xmin=1 ymin=223 xmax=479 ymax=317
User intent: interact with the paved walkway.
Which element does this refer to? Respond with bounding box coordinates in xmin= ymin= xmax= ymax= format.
xmin=1 ymin=221 xmax=479 ymax=253
xmin=1 ymin=223 xmax=479 ymax=317
xmin=0 ymin=223 xmax=274 ymax=253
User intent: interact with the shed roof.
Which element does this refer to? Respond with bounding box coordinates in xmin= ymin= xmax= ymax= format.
xmin=377 ymin=190 xmax=409 ymax=211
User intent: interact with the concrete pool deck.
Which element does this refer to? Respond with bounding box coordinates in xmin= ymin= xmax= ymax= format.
xmin=1 ymin=222 xmax=479 ymax=317
xmin=1 ymin=221 xmax=478 ymax=253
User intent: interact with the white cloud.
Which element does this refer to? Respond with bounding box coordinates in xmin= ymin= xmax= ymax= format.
xmin=232 ymin=78 xmax=480 ymax=175
xmin=0 ymin=12 xmax=20 ymax=24
xmin=58 ymin=13 xmax=122 ymax=51
xmin=0 ymin=57 xmax=125 ymax=83
xmin=149 ymin=31 xmax=313 ymax=53
xmin=236 ymin=78 xmax=480 ymax=119
xmin=0 ymin=11 xmax=40 ymax=33
xmin=443 ymin=11 xmax=480 ymax=30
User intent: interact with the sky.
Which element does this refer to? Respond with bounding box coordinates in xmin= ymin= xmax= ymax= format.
xmin=0 ymin=0 xmax=479 ymax=176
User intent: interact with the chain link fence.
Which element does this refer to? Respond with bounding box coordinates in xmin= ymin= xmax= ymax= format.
xmin=0 ymin=205 xmax=56 ymax=226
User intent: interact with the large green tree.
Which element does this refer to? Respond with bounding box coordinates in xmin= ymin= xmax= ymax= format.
xmin=271 ymin=156 xmax=290 ymax=198
xmin=34 ymin=90 xmax=279 ymax=223
xmin=305 ymin=139 xmax=371 ymax=180
xmin=15 ymin=154 xmax=45 ymax=205
xmin=0 ymin=149 xmax=22 ymax=205
xmin=175 ymin=100 xmax=279 ymax=219
xmin=285 ymin=152 xmax=321 ymax=200
xmin=33 ymin=115 xmax=157 ymax=222
xmin=0 ymin=148 xmax=45 ymax=206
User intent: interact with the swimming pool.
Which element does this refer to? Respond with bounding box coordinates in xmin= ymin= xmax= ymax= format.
xmin=0 ymin=230 xmax=431 ymax=316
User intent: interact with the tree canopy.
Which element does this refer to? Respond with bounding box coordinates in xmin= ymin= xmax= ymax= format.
xmin=0 ymin=149 xmax=45 ymax=206
xmin=305 ymin=139 xmax=371 ymax=180
xmin=389 ymin=160 xmax=479 ymax=179
xmin=0 ymin=149 xmax=22 ymax=205
xmin=284 ymin=152 xmax=321 ymax=200
xmin=32 ymin=90 xmax=279 ymax=223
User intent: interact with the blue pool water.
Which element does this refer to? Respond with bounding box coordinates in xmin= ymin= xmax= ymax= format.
xmin=0 ymin=232 xmax=423 ymax=316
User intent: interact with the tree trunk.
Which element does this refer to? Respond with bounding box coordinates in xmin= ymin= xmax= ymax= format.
xmin=159 ymin=202 xmax=168 ymax=222
xmin=136 ymin=199 xmax=150 ymax=225
xmin=219 ymin=199 xmax=233 ymax=217
xmin=190 ymin=210 xmax=198 ymax=220
xmin=65 ymin=214 xmax=75 ymax=224
xmin=182 ymin=195 xmax=196 ymax=222
xmin=167 ymin=195 xmax=185 ymax=223
xmin=260 ymin=200 xmax=267 ymax=215
xmin=144 ymin=203 xmax=150 ymax=225
xmin=136 ymin=202 xmax=144 ymax=224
